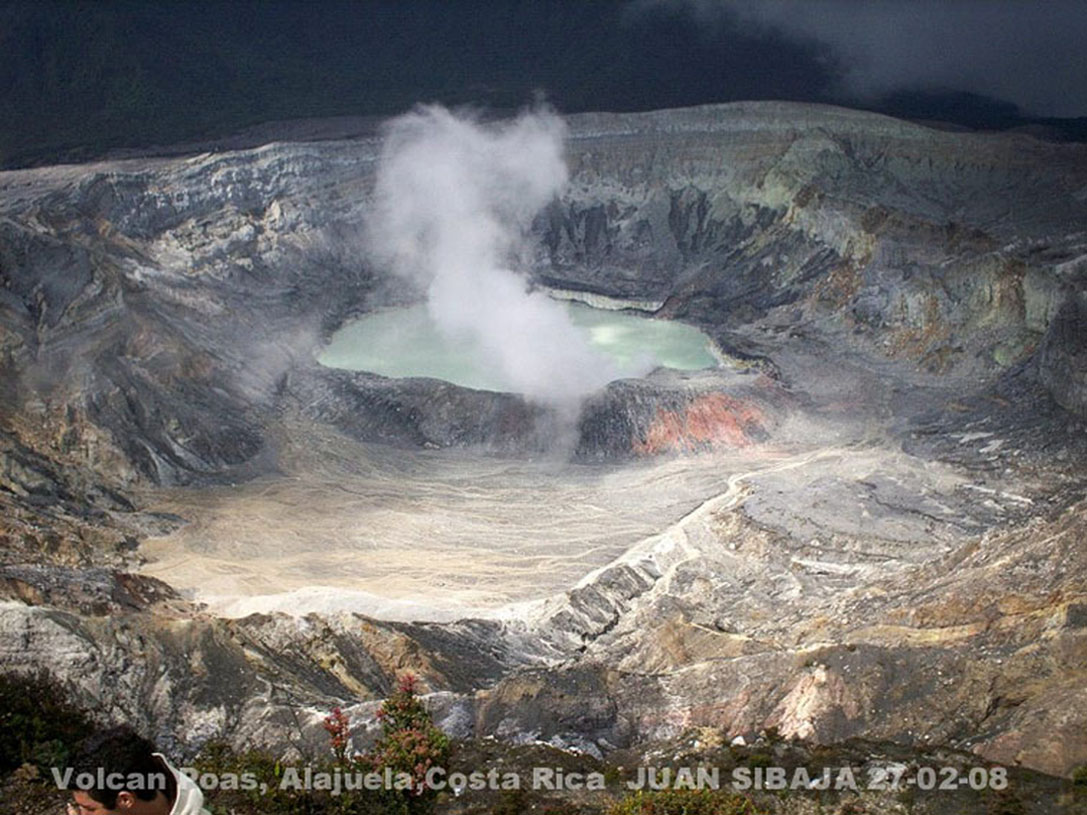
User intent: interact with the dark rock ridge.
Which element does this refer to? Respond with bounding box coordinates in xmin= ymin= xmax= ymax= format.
xmin=290 ymin=366 xmax=781 ymax=458
xmin=1 ymin=102 xmax=1086 ymax=777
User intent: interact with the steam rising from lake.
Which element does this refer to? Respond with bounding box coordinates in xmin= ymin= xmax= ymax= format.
xmin=368 ymin=105 xmax=640 ymax=405
xmin=319 ymin=301 xmax=719 ymax=392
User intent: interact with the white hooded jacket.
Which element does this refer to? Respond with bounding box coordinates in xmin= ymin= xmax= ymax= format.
xmin=153 ymin=754 xmax=210 ymax=815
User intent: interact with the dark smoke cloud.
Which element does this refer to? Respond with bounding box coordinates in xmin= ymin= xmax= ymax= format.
xmin=638 ymin=0 xmax=1087 ymax=118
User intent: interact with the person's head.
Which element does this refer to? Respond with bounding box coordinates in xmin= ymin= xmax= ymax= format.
xmin=65 ymin=726 xmax=176 ymax=814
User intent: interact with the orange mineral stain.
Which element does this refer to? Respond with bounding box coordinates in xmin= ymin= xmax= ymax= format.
xmin=633 ymin=393 xmax=767 ymax=455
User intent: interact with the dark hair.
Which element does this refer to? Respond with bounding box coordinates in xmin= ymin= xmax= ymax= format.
xmin=68 ymin=726 xmax=176 ymax=808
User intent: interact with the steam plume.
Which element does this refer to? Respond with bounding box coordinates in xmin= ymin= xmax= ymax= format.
xmin=368 ymin=105 xmax=624 ymax=406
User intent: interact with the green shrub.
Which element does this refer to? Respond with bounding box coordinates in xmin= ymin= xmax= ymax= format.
xmin=745 ymin=753 xmax=773 ymax=770
xmin=192 ymin=741 xmax=324 ymax=815
xmin=325 ymin=673 xmax=451 ymax=815
xmin=0 ymin=671 xmax=94 ymax=775
xmin=607 ymin=788 xmax=763 ymax=815
xmin=368 ymin=674 xmax=451 ymax=784
xmin=491 ymin=787 xmax=530 ymax=815
xmin=541 ymin=804 xmax=585 ymax=815
xmin=985 ymin=787 xmax=1026 ymax=815
xmin=1073 ymin=765 xmax=1087 ymax=787
xmin=192 ymin=740 xmax=411 ymax=815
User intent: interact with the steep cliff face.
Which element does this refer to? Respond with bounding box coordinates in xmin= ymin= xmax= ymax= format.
xmin=0 ymin=142 xmax=377 ymax=489
xmin=543 ymin=104 xmax=1087 ymax=380
xmin=2 ymin=103 xmax=1084 ymax=485
xmin=1 ymin=103 xmax=1086 ymax=778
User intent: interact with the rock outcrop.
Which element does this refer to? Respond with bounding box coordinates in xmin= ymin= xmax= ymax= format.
xmin=1038 ymin=291 xmax=1087 ymax=415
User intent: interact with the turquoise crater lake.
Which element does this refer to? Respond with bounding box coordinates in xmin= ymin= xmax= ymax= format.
xmin=318 ymin=302 xmax=719 ymax=393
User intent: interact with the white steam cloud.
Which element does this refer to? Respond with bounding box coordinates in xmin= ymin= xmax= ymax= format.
xmin=369 ymin=105 xmax=626 ymax=405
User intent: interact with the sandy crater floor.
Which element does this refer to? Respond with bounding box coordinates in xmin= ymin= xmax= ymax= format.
xmin=137 ymin=421 xmax=813 ymax=621
xmin=137 ymin=400 xmax=984 ymax=623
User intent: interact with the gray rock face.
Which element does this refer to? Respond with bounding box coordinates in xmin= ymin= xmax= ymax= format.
xmin=1 ymin=102 xmax=1087 ymax=778
xmin=291 ymin=366 xmax=548 ymax=453
xmin=1039 ymin=292 xmax=1087 ymax=414
xmin=542 ymin=104 xmax=1087 ymax=374
xmin=1 ymin=141 xmax=379 ymax=488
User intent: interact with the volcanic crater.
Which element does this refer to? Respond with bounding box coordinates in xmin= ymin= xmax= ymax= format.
xmin=2 ymin=102 xmax=1086 ymax=778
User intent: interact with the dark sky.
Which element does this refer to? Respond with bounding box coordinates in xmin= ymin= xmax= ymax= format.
xmin=1 ymin=0 xmax=1085 ymax=166
xmin=668 ymin=0 xmax=1087 ymax=118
